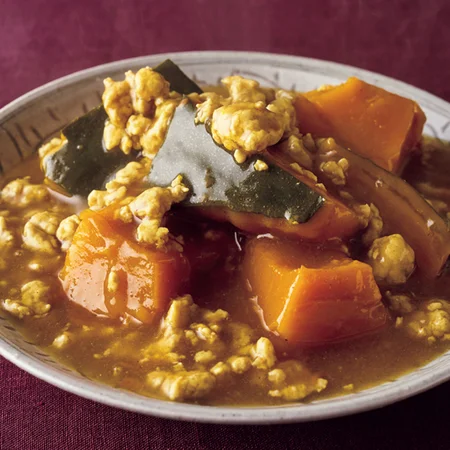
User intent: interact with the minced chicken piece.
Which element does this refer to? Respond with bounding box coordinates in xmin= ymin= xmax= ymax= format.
xmin=194 ymin=350 xmax=216 ymax=365
xmin=269 ymin=383 xmax=317 ymax=401
xmin=1 ymin=178 xmax=48 ymax=208
xmin=21 ymin=280 xmax=51 ymax=314
xmin=114 ymin=204 xmax=134 ymax=223
xmin=0 ymin=216 xmax=14 ymax=252
xmin=404 ymin=299 xmax=450 ymax=341
xmin=2 ymin=280 xmax=51 ymax=318
xmin=136 ymin=217 xmax=169 ymax=249
xmin=52 ymin=332 xmax=72 ymax=349
xmin=319 ymin=160 xmax=347 ymax=186
xmin=139 ymin=99 xmax=179 ymax=157
xmin=128 ymin=175 xmax=189 ymax=249
xmin=279 ymin=134 xmax=314 ymax=170
xmin=184 ymin=330 xmax=200 ymax=347
xmin=267 ymin=360 xmax=328 ymax=401
xmin=221 ymin=75 xmax=267 ymax=104
xmin=88 ymin=187 xmax=128 ymax=211
xmin=355 ymin=203 xmax=371 ymax=227
xmin=195 ymin=92 xmax=230 ymax=124
xmin=228 ymin=356 xmax=252 ymax=374
xmin=194 ymin=77 xmax=277 ymax=126
xmin=367 ymin=234 xmax=415 ymax=284
xmin=254 ymin=159 xmax=269 ymax=171
xmin=138 ymin=295 xmax=220 ymax=367
xmin=130 ymin=175 xmax=188 ymax=219
xmin=200 ymin=308 xmax=229 ymax=326
xmin=361 ymin=203 xmax=383 ymax=247
xmin=140 ymin=326 xmax=185 ymax=365
xmin=165 ymin=294 xmax=196 ymax=329
xmin=88 ymin=159 xmax=151 ymax=211
xmin=266 ymin=91 xmax=297 ymax=137
xmin=268 ymin=368 xmax=286 ymax=384
xmin=338 ymin=158 xmax=349 ymax=172
xmin=2 ymin=300 xmax=30 ymax=318
xmin=103 ymin=121 xmax=136 ymax=154
xmin=103 ymin=78 xmax=133 ymax=128
xmin=127 ymin=67 xmax=170 ymax=114
xmin=29 ymin=211 xmax=60 ymax=235
xmin=38 ymin=137 xmax=66 ymax=159
xmin=197 ymin=78 xmax=297 ymax=161
xmin=125 ymin=114 xmax=152 ymax=140
xmin=191 ymin=323 xmax=219 ymax=345
xmin=210 ymin=361 xmax=231 ymax=377
xmin=227 ymin=322 xmax=255 ymax=352
xmin=302 ymin=133 xmax=317 ymax=153
xmin=56 ymin=214 xmax=80 ymax=251
xmin=102 ymin=68 xmax=178 ymax=156
xmin=251 ymin=337 xmax=277 ymax=370
xmin=289 ymin=163 xmax=318 ymax=183
xmin=22 ymin=211 xmax=62 ymax=254
xmin=428 ymin=309 xmax=450 ymax=339
xmin=233 ymin=149 xmax=247 ymax=164
xmin=105 ymin=159 xmax=151 ymax=192
xmin=146 ymin=370 xmax=216 ymax=401
xmin=211 ymin=102 xmax=285 ymax=158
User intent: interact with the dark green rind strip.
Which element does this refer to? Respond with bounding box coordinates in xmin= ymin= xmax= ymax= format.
xmin=42 ymin=60 xmax=203 ymax=197
xmin=147 ymin=103 xmax=324 ymax=222
xmin=43 ymin=106 xmax=135 ymax=197
xmin=153 ymin=59 xmax=202 ymax=94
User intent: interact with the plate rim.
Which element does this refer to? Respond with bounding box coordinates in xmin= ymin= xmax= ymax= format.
xmin=1 ymin=50 xmax=450 ymax=424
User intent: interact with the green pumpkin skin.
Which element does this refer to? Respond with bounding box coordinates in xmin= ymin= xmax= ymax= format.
xmin=147 ymin=102 xmax=324 ymax=223
xmin=42 ymin=60 xmax=202 ymax=197
xmin=42 ymin=106 xmax=136 ymax=197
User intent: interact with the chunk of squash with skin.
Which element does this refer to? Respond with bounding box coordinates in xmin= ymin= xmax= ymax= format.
xmin=295 ymin=77 xmax=426 ymax=173
xmin=60 ymin=209 xmax=190 ymax=324
xmin=42 ymin=60 xmax=202 ymax=197
xmin=148 ymin=101 xmax=362 ymax=242
xmin=268 ymin=136 xmax=450 ymax=279
xmin=244 ymin=238 xmax=387 ymax=345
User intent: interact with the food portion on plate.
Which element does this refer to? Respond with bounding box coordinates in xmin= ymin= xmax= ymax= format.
xmin=2 ymin=59 xmax=450 ymax=405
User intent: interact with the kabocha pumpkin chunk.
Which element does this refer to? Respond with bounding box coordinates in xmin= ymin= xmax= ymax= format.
xmin=147 ymin=102 xmax=361 ymax=242
xmin=60 ymin=209 xmax=190 ymax=323
xmin=295 ymin=77 xmax=426 ymax=172
xmin=269 ymin=137 xmax=450 ymax=278
xmin=41 ymin=60 xmax=201 ymax=197
xmin=244 ymin=238 xmax=387 ymax=345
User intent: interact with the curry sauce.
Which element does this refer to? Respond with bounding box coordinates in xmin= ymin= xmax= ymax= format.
xmin=2 ymin=152 xmax=448 ymax=405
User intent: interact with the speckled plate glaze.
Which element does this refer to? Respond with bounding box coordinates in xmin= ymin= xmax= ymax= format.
xmin=1 ymin=51 xmax=450 ymax=424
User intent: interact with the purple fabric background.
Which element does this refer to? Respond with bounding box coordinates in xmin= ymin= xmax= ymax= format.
xmin=2 ymin=0 xmax=450 ymax=448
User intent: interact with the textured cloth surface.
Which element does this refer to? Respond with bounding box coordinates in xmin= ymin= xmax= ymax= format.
xmin=2 ymin=0 xmax=450 ymax=449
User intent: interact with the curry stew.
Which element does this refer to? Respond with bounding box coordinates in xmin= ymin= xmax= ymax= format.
xmin=2 ymin=61 xmax=450 ymax=405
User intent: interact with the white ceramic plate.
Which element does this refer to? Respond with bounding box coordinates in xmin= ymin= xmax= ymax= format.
xmin=1 ymin=51 xmax=450 ymax=424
